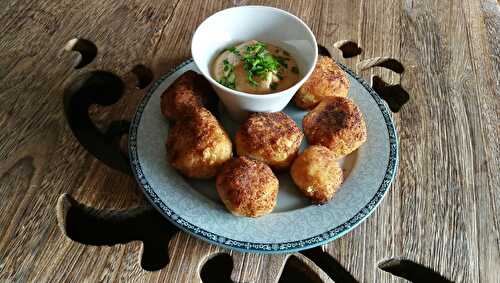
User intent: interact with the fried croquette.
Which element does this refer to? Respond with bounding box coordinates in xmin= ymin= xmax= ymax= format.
xmin=166 ymin=107 xmax=232 ymax=178
xmin=160 ymin=70 xmax=216 ymax=120
xmin=216 ymin=156 xmax=278 ymax=217
xmin=291 ymin=146 xmax=343 ymax=204
xmin=235 ymin=112 xmax=303 ymax=170
xmin=294 ymin=56 xmax=350 ymax=109
xmin=303 ymin=96 xmax=367 ymax=157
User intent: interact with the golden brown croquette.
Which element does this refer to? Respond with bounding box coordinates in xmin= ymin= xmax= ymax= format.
xmin=166 ymin=107 xmax=232 ymax=178
xmin=294 ymin=56 xmax=350 ymax=109
xmin=291 ymin=145 xmax=343 ymax=204
xmin=216 ymin=156 xmax=278 ymax=217
xmin=303 ymin=96 xmax=367 ymax=157
xmin=235 ymin=112 xmax=303 ymax=170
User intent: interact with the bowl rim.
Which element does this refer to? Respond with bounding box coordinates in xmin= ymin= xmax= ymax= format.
xmin=191 ymin=5 xmax=318 ymax=99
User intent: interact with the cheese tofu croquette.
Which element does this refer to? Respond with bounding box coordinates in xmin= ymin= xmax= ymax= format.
xmin=291 ymin=145 xmax=343 ymax=204
xmin=160 ymin=70 xmax=217 ymax=120
xmin=166 ymin=107 xmax=232 ymax=178
xmin=303 ymin=96 xmax=367 ymax=158
xmin=294 ymin=56 xmax=350 ymax=110
xmin=235 ymin=112 xmax=303 ymax=170
xmin=216 ymin=156 xmax=278 ymax=217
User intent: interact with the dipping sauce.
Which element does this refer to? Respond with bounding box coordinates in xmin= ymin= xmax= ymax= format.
xmin=212 ymin=40 xmax=300 ymax=94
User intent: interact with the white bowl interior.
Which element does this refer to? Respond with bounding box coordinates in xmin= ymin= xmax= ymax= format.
xmin=192 ymin=6 xmax=317 ymax=86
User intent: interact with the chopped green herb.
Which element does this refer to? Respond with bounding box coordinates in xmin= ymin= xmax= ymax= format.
xmin=245 ymin=41 xmax=267 ymax=53
xmin=219 ymin=59 xmax=236 ymax=89
xmin=247 ymin=73 xmax=258 ymax=86
xmin=218 ymin=79 xmax=233 ymax=89
xmin=291 ymin=66 xmax=299 ymax=74
xmin=218 ymin=76 xmax=236 ymax=89
xmin=220 ymin=42 xmax=294 ymax=89
xmin=226 ymin=46 xmax=240 ymax=56
xmin=222 ymin=59 xmax=233 ymax=73
xmin=240 ymin=41 xmax=282 ymax=86
xmin=276 ymin=56 xmax=289 ymax=68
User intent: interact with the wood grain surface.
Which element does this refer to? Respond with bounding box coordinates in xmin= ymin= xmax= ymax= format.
xmin=0 ymin=0 xmax=498 ymax=282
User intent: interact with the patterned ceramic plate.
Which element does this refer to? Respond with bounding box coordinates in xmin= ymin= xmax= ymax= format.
xmin=129 ymin=59 xmax=398 ymax=253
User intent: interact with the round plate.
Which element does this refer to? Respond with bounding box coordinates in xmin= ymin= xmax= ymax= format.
xmin=129 ymin=59 xmax=398 ymax=253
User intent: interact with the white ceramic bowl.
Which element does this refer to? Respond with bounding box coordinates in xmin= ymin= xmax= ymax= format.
xmin=191 ymin=6 xmax=318 ymax=120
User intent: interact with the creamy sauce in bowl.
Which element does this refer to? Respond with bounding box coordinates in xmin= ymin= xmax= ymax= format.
xmin=212 ymin=40 xmax=300 ymax=94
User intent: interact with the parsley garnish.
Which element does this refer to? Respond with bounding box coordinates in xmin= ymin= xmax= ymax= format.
xmin=226 ymin=46 xmax=240 ymax=56
xmin=275 ymin=56 xmax=289 ymax=68
xmin=219 ymin=59 xmax=236 ymax=89
xmin=220 ymin=42 xmax=292 ymax=88
xmin=241 ymin=41 xmax=281 ymax=87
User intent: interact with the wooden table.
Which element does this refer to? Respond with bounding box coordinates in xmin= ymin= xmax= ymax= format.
xmin=1 ymin=0 xmax=498 ymax=282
